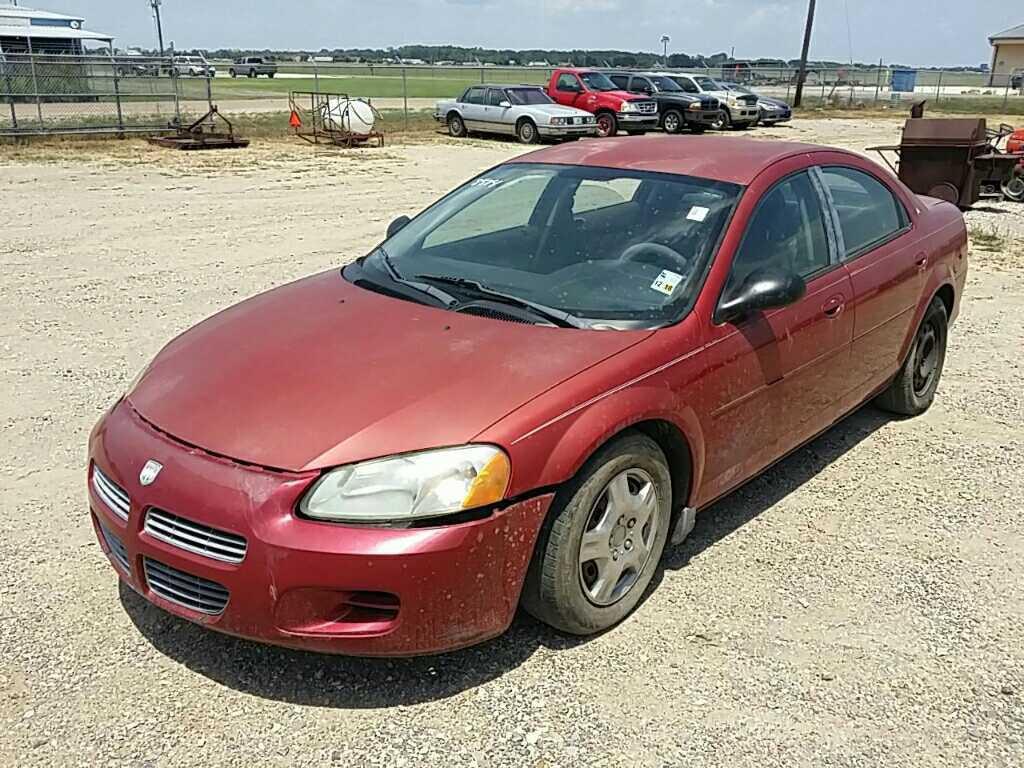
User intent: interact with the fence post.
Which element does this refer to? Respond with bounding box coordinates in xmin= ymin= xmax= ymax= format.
xmin=0 ymin=54 xmax=17 ymax=130
xmin=110 ymin=52 xmax=125 ymax=136
xmin=205 ymin=70 xmax=213 ymax=113
xmin=480 ymin=66 xmax=485 ymax=85
xmin=314 ymin=60 xmax=320 ymax=95
xmin=1004 ymin=74 xmax=1011 ymax=109
xmin=26 ymin=43 xmax=43 ymax=127
xmin=402 ymin=66 xmax=409 ymax=131
xmin=874 ymin=59 xmax=883 ymax=104
xmin=170 ymin=57 xmax=181 ymax=128
xmin=936 ymin=69 xmax=943 ymax=104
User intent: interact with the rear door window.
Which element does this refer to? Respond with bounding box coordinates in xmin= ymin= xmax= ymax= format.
xmin=819 ymin=167 xmax=910 ymax=258
xmin=463 ymin=87 xmax=486 ymax=105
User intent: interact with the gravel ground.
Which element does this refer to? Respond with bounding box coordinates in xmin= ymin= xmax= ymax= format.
xmin=1 ymin=119 xmax=1022 ymax=767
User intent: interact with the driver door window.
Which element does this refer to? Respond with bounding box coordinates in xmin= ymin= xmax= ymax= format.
xmin=721 ymin=171 xmax=831 ymax=303
xmin=556 ymin=74 xmax=581 ymax=92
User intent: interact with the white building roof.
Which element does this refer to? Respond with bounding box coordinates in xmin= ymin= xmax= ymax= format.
xmin=991 ymin=24 xmax=1024 ymax=43
xmin=0 ymin=4 xmax=111 ymax=40
xmin=0 ymin=23 xmax=112 ymax=40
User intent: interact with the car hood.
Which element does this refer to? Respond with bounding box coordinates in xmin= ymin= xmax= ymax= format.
xmin=127 ymin=270 xmax=649 ymax=473
xmin=527 ymin=104 xmax=593 ymax=118
xmin=758 ymin=96 xmax=790 ymax=108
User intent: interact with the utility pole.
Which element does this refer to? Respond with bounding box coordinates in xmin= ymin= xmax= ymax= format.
xmin=794 ymin=0 xmax=816 ymax=108
xmin=661 ymin=35 xmax=671 ymax=67
xmin=150 ymin=0 xmax=166 ymax=57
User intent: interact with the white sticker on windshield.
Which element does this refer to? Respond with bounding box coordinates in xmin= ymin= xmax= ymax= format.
xmin=687 ymin=206 xmax=710 ymax=222
xmin=651 ymin=270 xmax=683 ymax=296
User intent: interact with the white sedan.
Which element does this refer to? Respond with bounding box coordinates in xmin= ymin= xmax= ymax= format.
xmin=435 ymin=85 xmax=598 ymax=144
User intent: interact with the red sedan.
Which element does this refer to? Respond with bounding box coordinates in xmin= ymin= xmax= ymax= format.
xmin=89 ymin=136 xmax=968 ymax=656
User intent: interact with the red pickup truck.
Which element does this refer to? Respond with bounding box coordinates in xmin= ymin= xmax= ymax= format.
xmin=547 ymin=68 xmax=660 ymax=138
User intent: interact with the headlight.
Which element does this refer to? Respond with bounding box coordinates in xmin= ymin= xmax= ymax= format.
xmin=550 ymin=117 xmax=568 ymax=126
xmin=688 ymin=102 xmax=702 ymax=111
xmin=299 ymin=445 xmax=511 ymax=524
xmin=620 ymin=101 xmax=638 ymax=113
xmin=761 ymin=102 xmax=778 ymax=111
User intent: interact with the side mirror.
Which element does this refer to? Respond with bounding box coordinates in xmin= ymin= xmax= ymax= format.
xmin=717 ymin=268 xmax=807 ymax=324
xmin=498 ymin=100 xmax=512 ymax=109
xmin=386 ymin=215 xmax=411 ymax=239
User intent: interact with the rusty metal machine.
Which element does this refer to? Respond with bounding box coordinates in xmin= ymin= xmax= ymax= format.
xmin=147 ymin=105 xmax=250 ymax=151
xmin=870 ymin=112 xmax=1023 ymax=207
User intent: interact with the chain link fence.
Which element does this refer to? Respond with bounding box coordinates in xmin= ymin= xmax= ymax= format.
xmin=0 ymin=53 xmax=214 ymax=137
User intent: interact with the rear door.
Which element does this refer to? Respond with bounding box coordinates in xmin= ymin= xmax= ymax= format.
xmin=698 ymin=170 xmax=854 ymax=503
xmin=814 ymin=165 xmax=919 ymax=403
xmin=460 ymin=87 xmax=488 ymax=130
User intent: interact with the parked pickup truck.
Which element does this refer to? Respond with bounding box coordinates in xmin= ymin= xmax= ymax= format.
xmin=435 ymin=85 xmax=598 ymax=144
xmin=604 ymin=71 xmax=721 ymax=134
xmin=547 ymin=68 xmax=659 ymax=138
xmin=666 ymin=73 xmax=760 ymax=130
xmin=228 ymin=57 xmax=278 ymax=79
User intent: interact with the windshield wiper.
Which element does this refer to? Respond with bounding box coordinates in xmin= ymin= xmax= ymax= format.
xmin=415 ymin=274 xmax=588 ymax=329
xmin=370 ymin=249 xmax=459 ymax=308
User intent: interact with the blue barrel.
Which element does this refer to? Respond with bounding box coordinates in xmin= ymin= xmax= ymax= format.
xmin=891 ymin=69 xmax=918 ymax=93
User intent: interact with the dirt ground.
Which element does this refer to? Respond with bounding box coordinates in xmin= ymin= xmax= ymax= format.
xmin=1 ymin=118 xmax=1022 ymax=767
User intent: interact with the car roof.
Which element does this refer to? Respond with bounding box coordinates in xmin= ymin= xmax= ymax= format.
xmin=469 ymin=84 xmax=543 ymax=90
xmin=513 ymin=136 xmax=844 ymax=186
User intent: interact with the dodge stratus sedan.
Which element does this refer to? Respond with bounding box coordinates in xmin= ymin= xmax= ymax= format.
xmin=89 ymin=136 xmax=967 ymax=656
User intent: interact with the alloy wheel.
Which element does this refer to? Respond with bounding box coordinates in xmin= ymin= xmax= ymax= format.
xmin=578 ymin=469 xmax=660 ymax=607
xmin=913 ymin=320 xmax=940 ymax=397
xmin=663 ymin=112 xmax=681 ymax=134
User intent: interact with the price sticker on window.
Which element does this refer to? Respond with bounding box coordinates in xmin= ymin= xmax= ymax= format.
xmin=651 ymin=269 xmax=683 ymax=296
xmin=687 ymin=206 xmax=710 ymax=222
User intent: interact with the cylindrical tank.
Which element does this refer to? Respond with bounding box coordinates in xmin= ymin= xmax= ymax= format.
xmin=324 ymin=96 xmax=376 ymax=135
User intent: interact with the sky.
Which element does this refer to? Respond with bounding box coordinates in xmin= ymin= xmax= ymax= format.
xmin=25 ymin=0 xmax=1024 ymax=67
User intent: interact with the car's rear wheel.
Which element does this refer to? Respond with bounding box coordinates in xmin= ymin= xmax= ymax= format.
xmin=521 ymin=433 xmax=671 ymax=635
xmin=268 ymin=72 xmax=275 ymax=79
xmin=662 ymin=109 xmax=683 ymax=134
xmin=596 ymin=112 xmax=618 ymax=138
xmin=229 ymin=69 xmax=237 ymax=78
xmin=517 ymin=119 xmax=539 ymax=144
xmin=875 ymin=297 xmax=949 ymax=416
xmin=448 ymin=113 xmax=467 ymax=138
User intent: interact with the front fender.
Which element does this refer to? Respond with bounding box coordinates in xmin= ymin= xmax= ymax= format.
xmin=501 ymin=382 xmax=707 ymax=509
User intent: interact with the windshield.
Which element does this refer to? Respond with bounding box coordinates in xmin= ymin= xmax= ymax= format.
xmin=694 ymin=75 xmax=721 ymax=90
xmin=579 ymin=72 xmax=619 ymax=92
xmin=507 ymin=88 xmax=554 ymax=105
xmin=349 ymin=163 xmax=741 ymax=328
xmin=722 ymin=82 xmax=754 ymax=94
xmin=648 ymin=76 xmax=683 ymax=92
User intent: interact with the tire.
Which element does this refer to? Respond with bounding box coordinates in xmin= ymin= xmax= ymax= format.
xmin=596 ymin=112 xmax=618 ymax=138
xmin=268 ymin=72 xmax=275 ymax=79
xmin=875 ymin=297 xmax=949 ymax=416
xmin=447 ymin=113 xmax=467 ymax=138
xmin=248 ymin=69 xmax=256 ymax=79
xmin=229 ymin=69 xmax=237 ymax=78
xmin=1002 ymin=174 xmax=1024 ymax=202
xmin=711 ymin=109 xmax=731 ymax=131
xmin=521 ymin=433 xmax=672 ymax=636
xmin=662 ymin=110 xmax=684 ymax=134
xmin=517 ymin=119 xmax=539 ymax=144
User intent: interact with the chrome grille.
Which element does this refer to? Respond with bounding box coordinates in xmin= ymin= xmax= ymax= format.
xmin=144 ymin=508 xmax=247 ymax=564
xmin=144 ymin=557 xmax=229 ymax=615
xmin=100 ymin=524 xmax=130 ymax=573
xmin=92 ymin=465 xmax=130 ymax=521
xmin=637 ymin=101 xmax=657 ymax=114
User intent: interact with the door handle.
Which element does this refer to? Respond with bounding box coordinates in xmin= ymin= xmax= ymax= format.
xmin=916 ymin=254 xmax=929 ymax=271
xmin=822 ymin=296 xmax=846 ymax=318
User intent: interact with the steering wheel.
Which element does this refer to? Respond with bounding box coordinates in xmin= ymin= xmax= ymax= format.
xmin=618 ymin=242 xmax=689 ymax=273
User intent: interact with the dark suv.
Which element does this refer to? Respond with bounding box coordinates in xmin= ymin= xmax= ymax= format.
xmin=604 ymin=72 xmax=721 ymax=134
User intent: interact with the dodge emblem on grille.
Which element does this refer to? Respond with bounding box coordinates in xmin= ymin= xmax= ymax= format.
xmin=139 ymin=460 xmax=163 ymax=486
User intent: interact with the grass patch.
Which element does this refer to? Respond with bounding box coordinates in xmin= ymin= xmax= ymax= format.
xmin=969 ymin=225 xmax=1008 ymax=252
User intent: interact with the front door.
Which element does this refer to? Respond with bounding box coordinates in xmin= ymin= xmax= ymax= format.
xmin=553 ymin=73 xmax=584 ymax=108
xmin=697 ymin=170 xmax=854 ymax=505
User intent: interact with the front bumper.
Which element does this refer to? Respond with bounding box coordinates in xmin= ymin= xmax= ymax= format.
xmin=540 ymin=124 xmax=599 ymax=138
xmin=88 ymin=401 xmax=553 ymax=656
xmin=617 ymin=113 xmax=660 ymax=129
xmin=730 ymin=106 xmax=761 ymax=123
xmin=761 ymin=109 xmax=792 ymax=124
xmin=684 ymin=109 xmax=722 ymax=128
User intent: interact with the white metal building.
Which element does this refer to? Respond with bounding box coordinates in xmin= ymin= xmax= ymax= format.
xmin=0 ymin=4 xmax=112 ymax=55
xmin=989 ymin=24 xmax=1024 ymax=83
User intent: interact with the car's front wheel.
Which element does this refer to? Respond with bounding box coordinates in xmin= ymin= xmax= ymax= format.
xmin=521 ymin=433 xmax=672 ymax=635
xmin=711 ymin=109 xmax=731 ymax=130
xmin=876 ymin=296 xmax=949 ymax=416
xmin=229 ymin=69 xmax=237 ymax=78
xmin=596 ymin=112 xmax=618 ymax=138
xmin=662 ymin=109 xmax=684 ymax=134
xmin=517 ymin=119 xmax=539 ymax=144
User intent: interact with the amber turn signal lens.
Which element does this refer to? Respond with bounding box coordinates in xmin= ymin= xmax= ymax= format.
xmin=462 ymin=451 xmax=511 ymax=509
